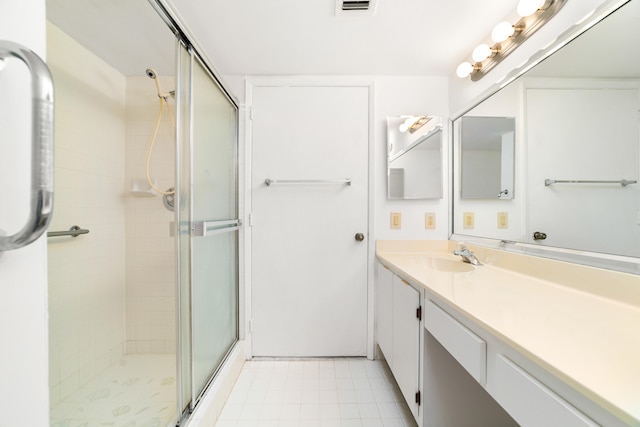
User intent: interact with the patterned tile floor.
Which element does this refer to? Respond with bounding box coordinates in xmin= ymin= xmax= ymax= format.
xmin=214 ymin=358 xmax=418 ymax=427
xmin=50 ymin=354 xmax=177 ymax=427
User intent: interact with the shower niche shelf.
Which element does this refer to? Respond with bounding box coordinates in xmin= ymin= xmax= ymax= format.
xmin=129 ymin=178 xmax=158 ymax=197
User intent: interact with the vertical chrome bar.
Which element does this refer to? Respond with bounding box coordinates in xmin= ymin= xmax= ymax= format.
xmin=174 ymin=38 xmax=185 ymax=417
xmin=0 ymin=41 xmax=54 ymax=252
xmin=188 ymin=45 xmax=197 ymax=412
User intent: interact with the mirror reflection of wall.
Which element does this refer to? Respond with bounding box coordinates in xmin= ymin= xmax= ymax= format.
xmin=387 ymin=116 xmax=443 ymax=200
xmin=460 ymin=116 xmax=515 ymax=199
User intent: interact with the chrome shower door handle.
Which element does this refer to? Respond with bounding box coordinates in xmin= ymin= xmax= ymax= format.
xmin=0 ymin=40 xmax=54 ymax=252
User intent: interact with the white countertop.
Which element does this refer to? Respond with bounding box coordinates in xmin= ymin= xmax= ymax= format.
xmin=376 ymin=240 xmax=640 ymax=427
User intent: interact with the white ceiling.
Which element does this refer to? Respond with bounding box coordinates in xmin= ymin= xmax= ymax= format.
xmin=46 ymin=0 xmax=640 ymax=82
xmin=47 ymin=0 xmax=520 ymax=77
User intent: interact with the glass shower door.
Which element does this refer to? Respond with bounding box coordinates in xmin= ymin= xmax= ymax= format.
xmin=176 ymin=42 xmax=239 ymax=416
xmin=190 ymin=54 xmax=238 ymax=402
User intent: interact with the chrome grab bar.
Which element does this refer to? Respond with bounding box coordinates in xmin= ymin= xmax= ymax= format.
xmin=0 ymin=41 xmax=54 ymax=252
xmin=47 ymin=226 xmax=89 ymax=238
xmin=545 ymin=179 xmax=636 ymax=187
xmin=264 ymin=178 xmax=351 ymax=186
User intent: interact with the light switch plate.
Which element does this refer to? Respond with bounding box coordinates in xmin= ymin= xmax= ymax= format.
xmin=497 ymin=212 xmax=508 ymax=229
xmin=463 ymin=212 xmax=474 ymax=229
xmin=425 ymin=212 xmax=436 ymax=229
xmin=391 ymin=212 xmax=402 ymax=229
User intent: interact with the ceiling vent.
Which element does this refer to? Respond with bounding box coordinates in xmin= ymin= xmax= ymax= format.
xmin=335 ymin=0 xmax=377 ymax=16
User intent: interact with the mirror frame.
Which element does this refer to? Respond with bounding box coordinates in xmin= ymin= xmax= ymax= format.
xmin=449 ymin=0 xmax=640 ymax=274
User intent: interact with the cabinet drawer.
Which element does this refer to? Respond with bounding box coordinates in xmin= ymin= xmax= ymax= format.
xmin=493 ymin=355 xmax=599 ymax=427
xmin=425 ymin=299 xmax=486 ymax=384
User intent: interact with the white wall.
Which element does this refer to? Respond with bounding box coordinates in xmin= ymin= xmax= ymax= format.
xmin=46 ymin=22 xmax=128 ymax=406
xmin=0 ymin=0 xmax=49 ymax=425
xmin=124 ymin=76 xmax=176 ymax=355
xmin=375 ymin=77 xmax=450 ymax=240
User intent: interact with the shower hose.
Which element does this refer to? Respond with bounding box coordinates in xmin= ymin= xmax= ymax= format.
xmin=146 ymin=96 xmax=176 ymax=195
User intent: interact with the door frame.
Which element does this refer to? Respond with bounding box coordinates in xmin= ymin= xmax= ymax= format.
xmin=242 ymin=76 xmax=376 ymax=359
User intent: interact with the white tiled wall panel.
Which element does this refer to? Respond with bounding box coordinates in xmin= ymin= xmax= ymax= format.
xmin=47 ymin=22 xmax=127 ymax=406
xmin=47 ymin=22 xmax=177 ymax=408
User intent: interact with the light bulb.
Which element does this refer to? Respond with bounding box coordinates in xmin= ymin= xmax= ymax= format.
xmin=399 ymin=123 xmax=409 ymax=133
xmin=492 ymin=21 xmax=515 ymax=43
xmin=456 ymin=62 xmax=474 ymax=78
xmin=517 ymin=0 xmax=545 ymax=17
xmin=472 ymin=44 xmax=492 ymax=62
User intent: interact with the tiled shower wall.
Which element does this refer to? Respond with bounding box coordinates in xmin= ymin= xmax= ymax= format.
xmin=47 ymin=23 xmax=127 ymax=406
xmin=124 ymin=76 xmax=176 ymax=354
xmin=48 ymin=22 xmax=177 ymax=406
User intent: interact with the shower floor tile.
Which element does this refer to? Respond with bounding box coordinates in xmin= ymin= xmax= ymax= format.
xmin=214 ymin=358 xmax=418 ymax=427
xmin=50 ymin=354 xmax=177 ymax=427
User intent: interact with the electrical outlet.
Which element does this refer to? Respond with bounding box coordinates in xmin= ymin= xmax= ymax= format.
xmin=391 ymin=212 xmax=402 ymax=229
xmin=425 ymin=212 xmax=436 ymax=229
xmin=463 ymin=212 xmax=474 ymax=229
xmin=497 ymin=212 xmax=508 ymax=229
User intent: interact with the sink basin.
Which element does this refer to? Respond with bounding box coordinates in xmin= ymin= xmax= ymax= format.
xmin=428 ymin=257 xmax=476 ymax=273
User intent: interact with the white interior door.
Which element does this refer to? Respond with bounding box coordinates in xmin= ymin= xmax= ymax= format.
xmin=526 ymin=87 xmax=640 ymax=256
xmin=250 ymin=85 xmax=369 ymax=357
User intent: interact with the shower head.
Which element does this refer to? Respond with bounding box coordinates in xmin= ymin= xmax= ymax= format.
xmin=146 ymin=67 xmax=175 ymax=100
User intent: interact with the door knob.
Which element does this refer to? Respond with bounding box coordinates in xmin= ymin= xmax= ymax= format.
xmin=533 ymin=231 xmax=547 ymax=241
xmin=355 ymin=233 xmax=365 ymax=242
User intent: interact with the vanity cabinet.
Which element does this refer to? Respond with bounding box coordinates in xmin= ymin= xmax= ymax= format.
xmin=426 ymin=297 xmax=603 ymax=427
xmin=492 ymin=354 xmax=599 ymax=427
xmin=375 ymin=262 xmax=422 ymax=424
xmin=424 ymin=299 xmax=486 ymax=385
xmin=375 ymin=263 xmax=394 ymax=365
xmin=391 ymin=274 xmax=421 ymax=422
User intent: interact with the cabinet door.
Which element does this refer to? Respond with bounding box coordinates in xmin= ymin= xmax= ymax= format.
xmin=375 ymin=262 xmax=393 ymax=363
xmin=392 ymin=275 xmax=421 ymax=421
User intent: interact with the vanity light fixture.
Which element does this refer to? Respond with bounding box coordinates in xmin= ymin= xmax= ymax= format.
xmin=456 ymin=0 xmax=567 ymax=81
xmin=399 ymin=115 xmax=432 ymax=133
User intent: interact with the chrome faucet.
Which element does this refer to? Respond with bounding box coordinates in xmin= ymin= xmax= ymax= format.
xmin=453 ymin=245 xmax=482 ymax=266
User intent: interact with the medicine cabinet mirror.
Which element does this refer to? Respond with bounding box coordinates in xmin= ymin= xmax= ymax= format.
xmin=451 ymin=0 xmax=640 ymax=272
xmin=387 ymin=115 xmax=443 ymax=199
xmin=460 ymin=116 xmax=515 ymax=200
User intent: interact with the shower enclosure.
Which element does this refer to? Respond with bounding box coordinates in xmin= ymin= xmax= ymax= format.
xmin=46 ymin=1 xmax=239 ymax=425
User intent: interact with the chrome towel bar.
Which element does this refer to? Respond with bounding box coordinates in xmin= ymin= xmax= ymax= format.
xmin=47 ymin=226 xmax=89 ymax=238
xmin=264 ymin=178 xmax=351 ymax=186
xmin=545 ymin=179 xmax=637 ymax=187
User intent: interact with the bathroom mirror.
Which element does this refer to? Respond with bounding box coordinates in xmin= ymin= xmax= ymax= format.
xmin=460 ymin=116 xmax=515 ymax=199
xmin=452 ymin=0 xmax=640 ymax=271
xmin=387 ymin=116 xmax=443 ymax=199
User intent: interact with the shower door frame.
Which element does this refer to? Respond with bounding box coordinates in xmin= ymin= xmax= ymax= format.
xmin=147 ymin=0 xmax=242 ymax=422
